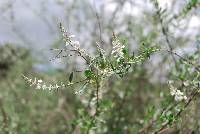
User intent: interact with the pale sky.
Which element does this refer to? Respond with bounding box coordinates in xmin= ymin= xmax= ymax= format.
xmin=0 ymin=0 xmax=199 ymax=51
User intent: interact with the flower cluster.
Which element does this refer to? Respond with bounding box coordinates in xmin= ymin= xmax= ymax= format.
xmin=111 ymin=33 xmax=125 ymax=62
xmin=169 ymin=81 xmax=187 ymax=102
xmin=22 ymin=75 xmax=69 ymax=91
xmin=23 ymin=24 xmax=159 ymax=95
xmin=95 ymin=43 xmax=115 ymax=77
xmin=60 ymin=23 xmax=92 ymax=60
xmin=101 ymin=67 xmax=114 ymax=77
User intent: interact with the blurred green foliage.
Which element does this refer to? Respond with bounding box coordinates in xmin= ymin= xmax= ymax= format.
xmin=0 ymin=0 xmax=200 ymax=134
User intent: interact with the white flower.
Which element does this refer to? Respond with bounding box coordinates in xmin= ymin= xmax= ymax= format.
xmin=75 ymin=90 xmax=82 ymax=95
xmin=111 ymin=44 xmax=125 ymax=58
xmin=42 ymin=84 xmax=47 ymax=90
xmin=183 ymin=96 xmax=187 ymax=100
xmin=68 ymin=34 xmax=75 ymax=38
xmin=176 ymin=90 xmax=183 ymax=96
xmin=38 ymin=79 xmax=43 ymax=83
xmin=169 ymin=84 xmax=177 ymax=95
xmin=101 ymin=68 xmax=114 ymax=77
xmin=174 ymin=93 xmax=187 ymax=102
xmin=59 ymin=24 xmax=93 ymax=60
xmin=183 ymin=81 xmax=189 ymax=86
xmin=73 ymin=41 xmax=80 ymax=45
xmin=36 ymin=84 xmax=41 ymax=89
xmin=30 ymin=78 xmax=37 ymax=86
xmin=28 ymin=79 xmax=32 ymax=83
xmin=170 ymin=85 xmax=187 ymax=102
xmin=175 ymin=95 xmax=182 ymax=101
xmin=48 ymin=85 xmax=53 ymax=91
xmin=23 ymin=75 xmax=67 ymax=91
xmin=55 ymin=84 xmax=60 ymax=89
xmin=111 ymin=35 xmax=125 ymax=60
xmin=170 ymin=88 xmax=176 ymax=96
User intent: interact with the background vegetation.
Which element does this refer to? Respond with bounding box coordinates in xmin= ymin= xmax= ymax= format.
xmin=0 ymin=0 xmax=200 ymax=133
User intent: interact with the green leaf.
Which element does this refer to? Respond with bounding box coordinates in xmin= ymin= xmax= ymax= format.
xmin=166 ymin=113 xmax=174 ymax=123
xmin=99 ymin=60 xmax=106 ymax=69
xmin=122 ymin=48 xmax=128 ymax=56
xmin=100 ymin=99 xmax=113 ymax=110
xmin=84 ymin=69 xmax=93 ymax=78
xmin=69 ymin=72 xmax=73 ymax=83
xmin=110 ymin=63 xmax=115 ymax=71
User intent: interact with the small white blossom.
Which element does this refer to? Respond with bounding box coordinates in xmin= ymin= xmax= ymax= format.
xmin=30 ymin=78 xmax=37 ymax=86
xmin=168 ymin=80 xmax=174 ymax=85
xmin=101 ymin=68 xmax=114 ymax=77
xmin=75 ymin=90 xmax=82 ymax=95
xmin=28 ymin=79 xmax=32 ymax=83
xmin=38 ymin=79 xmax=43 ymax=83
xmin=183 ymin=96 xmax=187 ymax=100
xmin=42 ymin=84 xmax=47 ymax=90
xmin=23 ymin=75 xmax=69 ymax=91
xmin=111 ymin=34 xmax=125 ymax=61
xmin=170 ymin=87 xmax=177 ymax=96
xmin=111 ymin=44 xmax=125 ymax=58
xmin=48 ymin=85 xmax=53 ymax=91
xmin=183 ymin=81 xmax=189 ymax=86
xmin=68 ymin=34 xmax=75 ymax=38
xmin=55 ymin=84 xmax=60 ymax=89
xmin=169 ymin=83 xmax=187 ymax=102
xmin=36 ymin=84 xmax=41 ymax=89
xmin=74 ymin=41 xmax=80 ymax=44
xmin=60 ymin=23 xmax=93 ymax=60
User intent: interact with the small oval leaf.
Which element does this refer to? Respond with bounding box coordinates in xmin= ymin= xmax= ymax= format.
xmin=69 ymin=72 xmax=73 ymax=83
xmin=84 ymin=70 xmax=92 ymax=78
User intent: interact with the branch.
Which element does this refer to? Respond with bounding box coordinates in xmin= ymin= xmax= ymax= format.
xmin=161 ymin=49 xmax=200 ymax=73
xmin=50 ymin=48 xmax=90 ymax=64
xmin=152 ymin=0 xmax=178 ymax=69
xmin=86 ymin=70 xmax=100 ymax=134
xmin=155 ymin=88 xmax=199 ymax=133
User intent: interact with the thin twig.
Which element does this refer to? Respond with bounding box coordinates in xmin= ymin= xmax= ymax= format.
xmin=96 ymin=70 xmax=100 ymax=112
xmin=161 ymin=49 xmax=200 ymax=73
xmin=92 ymin=0 xmax=103 ymax=44
xmin=86 ymin=70 xmax=100 ymax=134
xmin=50 ymin=48 xmax=90 ymax=64
xmin=152 ymin=0 xmax=178 ymax=69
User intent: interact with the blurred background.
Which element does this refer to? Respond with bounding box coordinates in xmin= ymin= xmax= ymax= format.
xmin=0 ymin=0 xmax=200 ymax=133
